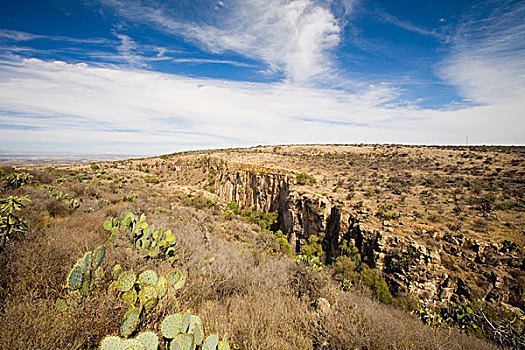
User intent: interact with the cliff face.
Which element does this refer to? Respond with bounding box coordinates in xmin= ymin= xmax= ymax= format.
xmin=212 ymin=166 xmax=523 ymax=309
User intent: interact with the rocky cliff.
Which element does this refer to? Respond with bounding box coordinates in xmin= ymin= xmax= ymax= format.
xmin=211 ymin=165 xmax=523 ymax=310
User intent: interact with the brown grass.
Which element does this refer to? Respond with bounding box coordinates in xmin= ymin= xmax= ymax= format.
xmin=0 ymin=164 xmax=499 ymax=349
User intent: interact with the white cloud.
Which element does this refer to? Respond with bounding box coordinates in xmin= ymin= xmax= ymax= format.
xmin=438 ymin=1 xmax=525 ymax=105
xmin=377 ymin=12 xmax=441 ymax=38
xmin=0 ymin=28 xmax=111 ymax=45
xmin=97 ymin=0 xmax=345 ymax=84
xmin=0 ymin=57 xmax=522 ymax=155
xmin=112 ymin=32 xmax=145 ymax=67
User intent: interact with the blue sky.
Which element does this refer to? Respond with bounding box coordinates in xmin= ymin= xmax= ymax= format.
xmin=0 ymin=0 xmax=523 ymax=155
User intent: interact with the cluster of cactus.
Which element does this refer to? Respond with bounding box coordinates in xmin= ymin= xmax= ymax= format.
xmin=56 ymin=245 xmax=106 ymax=311
xmin=0 ymin=195 xmax=30 ymax=253
xmin=43 ymin=185 xmax=80 ymax=210
xmin=103 ymin=212 xmax=178 ymax=264
xmin=108 ymin=267 xmax=187 ymax=337
xmin=3 ymin=172 xmax=32 ymax=189
xmin=100 ymin=312 xmax=230 ymax=350
xmin=100 ymin=331 xmax=159 ymax=350
xmin=160 ymin=311 xmax=230 ymax=350
xmin=103 ymin=216 xmax=120 ymax=247
xmin=64 ymin=198 xmax=80 ymax=210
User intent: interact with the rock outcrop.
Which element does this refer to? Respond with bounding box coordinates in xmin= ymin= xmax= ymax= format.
xmin=211 ymin=165 xmax=524 ymax=310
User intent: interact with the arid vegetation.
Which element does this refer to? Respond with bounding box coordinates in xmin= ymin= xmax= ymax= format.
xmin=0 ymin=144 xmax=523 ymax=349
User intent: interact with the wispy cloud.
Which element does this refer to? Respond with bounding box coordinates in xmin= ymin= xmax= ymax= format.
xmin=377 ymin=12 xmax=442 ymax=39
xmin=0 ymin=57 xmax=522 ymax=155
xmin=96 ymin=0 xmax=349 ymax=84
xmin=112 ymin=31 xmax=146 ymax=67
xmin=439 ymin=0 xmax=525 ymax=105
xmin=0 ymin=29 xmax=111 ymax=45
xmin=171 ymin=58 xmax=257 ymax=68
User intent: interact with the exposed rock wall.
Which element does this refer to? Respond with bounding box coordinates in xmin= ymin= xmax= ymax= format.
xmin=212 ymin=166 xmax=523 ymax=310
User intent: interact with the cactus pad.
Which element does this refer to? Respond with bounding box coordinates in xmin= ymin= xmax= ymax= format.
xmin=80 ymin=278 xmax=91 ymax=297
xmin=173 ymin=272 xmax=186 ymax=290
xmin=103 ymin=220 xmax=113 ymax=231
xmin=173 ymin=334 xmax=193 ymax=350
xmin=117 ymin=271 xmax=137 ymax=292
xmin=143 ymin=296 xmax=158 ymax=312
xmin=181 ymin=311 xmax=192 ymax=333
xmin=100 ymin=336 xmax=123 ymax=350
xmin=136 ymin=331 xmax=159 ymax=350
xmin=55 ymin=298 xmax=68 ymax=312
xmin=94 ymin=266 xmax=104 ymax=281
xmin=112 ymin=264 xmax=124 ymax=280
xmin=203 ymin=335 xmax=219 ymax=350
xmin=193 ymin=323 xmax=204 ymax=346
xmin=91 ymin=245 xmax=106 ymax=269
xmin=188 ymin=315 xmax=202 ymax=334
xmin=218 ymin=341 xmax=230 ymax=350
xmin=122 ymin=339 xmax=146 ymax=350
xmin=161 ymin=314 xmax=182 ymax=339
xmin=165 ymin=271 xmax=178 ymax=285
xmin=78 ymin=252 xmax=92 ymax=272
xmin=121 ymin=308 xmax=141 ymax=338
xmin=155 ymin=277 xmax=168 ymax=299
xmin=138 ymin=270 xmax=158 ymax=287
xmin=122 ymin=288 xmax=138 ymax=305
xmin=165 ymin=230 xmax=175 ymax=242
xmin=67 ymin=265 xmax=84 ymax=290
xmin=139 ymin=285 xmax=157 ymax=304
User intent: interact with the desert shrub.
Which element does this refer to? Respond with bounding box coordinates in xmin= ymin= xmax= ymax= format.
xmin=274 ymin=229 xmax=292 ymax=255
xmin=144 ymin=175 xmax=160 ymax=184
xmin=296 ymin=172 xmax=316 ymax=185
xmin=331 ymin=240 xmax=392 ymax=304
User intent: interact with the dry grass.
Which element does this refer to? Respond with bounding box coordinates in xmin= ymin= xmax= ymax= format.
xmin=0 ymin=162 xmax=499 ymax=349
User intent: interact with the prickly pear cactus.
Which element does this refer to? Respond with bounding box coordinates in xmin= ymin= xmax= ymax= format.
xmin=161 ymin=314 xmax=183 ymax=339
xmin=67 ymin=265 xmax=83 ymax=290
xmin=188 ymin=315 xmax=202 ymax=334
xmin=110 ymin=212 xmax=179 ymax=264
xmin=181 ymin=311 xmax=192 ymax=333
xmin=91 ymin=245 xmax=106 ymax=270
xmin=138 ymin=270 xmax=158 ymax=286
xmin=94 ymin=266 xmax=104 ymax=281
xmin=122 ymin=288 xmax=138 ymax=305
xmin=203 ymin=335 xmax=219 ymax=350
xmin=193 ymin=323 xmax=204 ymax=346
xmin=64 ymin=245 xmax=106 ymax=306
xmin=136 ymin=331 xmax=159 ymax=350
xmin=166 ymin=270 xmax=186 ymax=290
xmin=100 ymin=335 xmax=123 ymax=350
xmin=117 ymin=271 xmax=137 ymax=292
xmin=173 ymin=334 xmax=193 ymax=350
xmin=217 ymin=341 xmax=230 ymax=350
xmin=55 ymin=298 xmax=68 ymax=312
xmin=112 ymin=264 xmax=123 ymax=280
xmin=138 ymin=285 xmax=157 ymax=305
xmin=121 ymin=308 xmax=141 ymax=338
xmin=155 ymin=276 xmax=167 ymax=299
xmin=122 ymin=339 xmax=146 ymax=350
xmin=78 ymin=252 xmax=91 ymax=272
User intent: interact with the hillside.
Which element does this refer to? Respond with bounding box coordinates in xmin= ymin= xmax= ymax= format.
xmin=0 ymin=144 xmax=523 ymax=349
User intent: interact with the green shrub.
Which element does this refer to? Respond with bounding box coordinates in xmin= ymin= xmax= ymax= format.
xmin=144 ymin=175 xmax=160 ymax=184
xmin=274 ymin=230 xmax=292 ymax=255
xmin=299 ymin=235 xmax=325 ymax=262
xmin=296 ymin=172 xmax=316 ymax=185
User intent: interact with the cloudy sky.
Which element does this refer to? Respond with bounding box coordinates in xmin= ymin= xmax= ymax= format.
xmin=0 ymin=0 xmax=523 ymax=155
